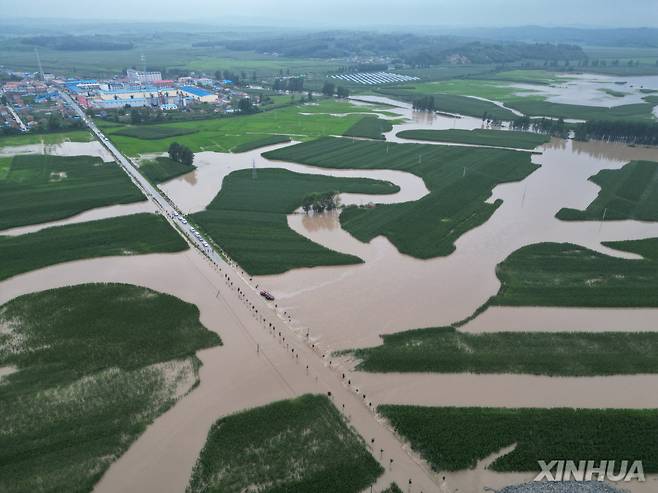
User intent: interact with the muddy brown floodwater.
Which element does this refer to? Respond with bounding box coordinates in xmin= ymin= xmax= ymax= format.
xmin=258 ymin=137 xmax=658 ymax=352
xmin=0 ymin=140 xmax=114 ymax=162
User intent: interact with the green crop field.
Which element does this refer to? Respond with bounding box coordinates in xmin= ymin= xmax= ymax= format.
xmin=0 ymin=283 xmax=220 ymax=493
xmin=139 ymin=156 xmax=195 ymax=183
xmin=187 ymin=394 xmax=382 ymax=493
xmin=231 ymin=134 xmax=291 ymax=153
xmin=379 ymin=406 xmax=658 ymax=473
xmin=346 ymin=326 xmax=658 ymax=376
xmin=112 ymin=125 xmax=198 ymax=140
xmin=343 ymin=116 xmax=394 ymax=140
xmin=0 ymin=213 xmax=188 ymax=280
xmin=104 ymin=100 xmax=389 ymax=156
xmin=493 ymin=238 xmax=658 ymax=307
xmin=264 ymin=137 xmax=538 ymax=259
xmin=0 ymin=130 xmax=93 ymax=148
xmin=557 ymin=160 xmax=658 ymax=221
xmin=376 ymin=87 xmax=518 ymax=120
xmin=397 ymin=129 xmax=549 ymax=149
xmin=0 ymin=154 xmax=144 ymax=230
xmin=191 ymin=168 xmax=399 ymax=275
xmin=508 ymin=99 xmax=656 ymax=121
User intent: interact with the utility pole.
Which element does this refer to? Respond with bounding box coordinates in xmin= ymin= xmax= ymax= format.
xmin=34 ymin=48 xmax=45 ymax=81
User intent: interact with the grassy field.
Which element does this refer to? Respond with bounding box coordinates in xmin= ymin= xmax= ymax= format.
xmin=347 ymin=326 xmax=658 ymax=376
xmin=187 ymin=394 xmax=382 ymax=493
xmin=231 ymin=134 xmax=291 ymax=153
xmin=493 ymin=239 xmax=658 ymax=307
xmin=191 ymin=168 xmax=399 ymax=275
xmin=104 ymin=100 xmax=389 ymax=156
xmin=139 ymin=156 xmax=195 ymax=183
xmin=397 ymin=129 xmax=549 ymax=149
xmin=0 ymin=154 xmax=144 ymax=230
xmin=557 ymin=160 xmax=658 ymax=221
xmin=343 ymin=116 xmax=394 ymax=140
xmin=264 ymin=137 xmax=538 ymax=259
xmin=112 ymin=125 xmax=198 ymax=140
xmin=379 ymin=406 xmax=658 ymax=473
xmin=0 ymin=283 xmax=221 ymax=493
xmin=0 ymin=213 xmax=188 ymax=280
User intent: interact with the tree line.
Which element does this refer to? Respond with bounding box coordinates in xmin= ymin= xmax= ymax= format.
xmin=272 ymin=77 xmax=305 ymax=92
xmin=168 ymin=142 xmax=194 ymax=166
xmin=302 ymin=191 xmax=340 ymax=213
xmin=322 ymin=82 xmax=350 ymax=98
xmin=573 ymin=120 xmax=658 ymax=145
xmin=510 ymin=115 xmax=569 ymax=138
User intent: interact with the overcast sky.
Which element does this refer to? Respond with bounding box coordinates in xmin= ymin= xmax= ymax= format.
xmin=5 ymin=0 xmax=658 ymax=27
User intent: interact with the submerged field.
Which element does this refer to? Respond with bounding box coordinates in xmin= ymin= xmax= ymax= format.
xmin=191 ymin=168 xmax=399 ymax=275
xmin=377 ymin=75 xmax=658 ymax=121
xmin=0 ymin=213 xmax=188 ymax=281
xmin=557 ymin=160 xmax=658 ymax=221
xmin=0 ymin=130 xmax=93 ymax=148
xmin=347 ymin=326 xmax=658 ymax=376
xmin=493 ymin=238 xmax=658 ymax=307
xmin=264 ymin=137 xmax=538 ymax=259
xmin=397 ymin=129 xmax=549 ymax=149
xmin=103 ymin=100 xmax=392 ymax=156
xmin=0 ymin=154 xmax=144 ymax=230
xmin=0 ymin=283 xmax=221 ymax=493
xmin=187 ymin=394 xmax=383 ymax=493
xmin=379 ymin=406 xmax=658 ymax=472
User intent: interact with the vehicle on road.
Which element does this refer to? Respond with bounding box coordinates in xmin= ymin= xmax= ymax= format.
xmin=260 ymin=290 xmax=275 ymax=301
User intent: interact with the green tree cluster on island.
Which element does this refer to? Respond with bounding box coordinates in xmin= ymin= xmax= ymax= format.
xmin=168 ymin=141 xmax=194 ymax=166
xmin=301 ymin=190 xmax=340 ymax=213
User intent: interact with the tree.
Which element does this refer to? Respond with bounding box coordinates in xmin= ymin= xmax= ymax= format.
xmin=238 ymin=97 xmax=256 ymax=114
xmin=168 ymin=142 xmax=182 ymax=161
xmin=336 ymin=86 xmax=350 ymax=98
xmin=307 ymin=91 xmax=313 ymax=101
xmin=322 ymin=82 xmax=335 ymax=96
xmin=168 ymin=142 xmax=194 ymax=166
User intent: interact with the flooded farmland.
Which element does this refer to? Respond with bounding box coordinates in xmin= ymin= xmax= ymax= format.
xmin=3 ymin=88 xmax=658 ymax=493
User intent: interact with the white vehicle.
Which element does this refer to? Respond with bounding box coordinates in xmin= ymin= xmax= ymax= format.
xmin=181 ymin=219 xmax=188 ymax=225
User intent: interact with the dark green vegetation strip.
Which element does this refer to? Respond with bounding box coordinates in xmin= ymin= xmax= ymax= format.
xmin=187 ymin=394 xmax=383 ymax=493
xmin=508 ymin=100 xmax=655 ymax=121
xmin=381 ymin=484 xmax=403 ymax=493
xmin=397 ymin=129 xmax=549 ymax=149
xmin=264 ymin=137 xmax=538 ymax=258
xmin=191 ymin=168 xmax=399 ymax=275
xmin=557 ymin=160 xmax=658 ymax=221
xmin=139 ymin=156 xmax=195 ymax=183
xmin=112 ymin=125 xmax=198 ymax=140
xmin=376 ymin=89 xmax=518 ymax=120
xmin=0 ymin=213 xmax=187 ymax=281
xmin=0 ymin=283 xmax=221 ymax=493
xmin=343 ymin=116 xmax=393 ymax=140
xmin=231 ymin=134 xmax=291 ymax=153
xmin=379 ymin=406 xmax=658 ymax=472
xmin=348 ymin=326 xmax=658 ymax=375
xmin=0 ymin=154 xmax=144 ymax=230
xmin=493 ymin=238 xmax=658 ymax=307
